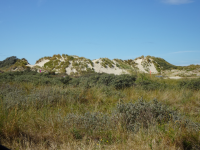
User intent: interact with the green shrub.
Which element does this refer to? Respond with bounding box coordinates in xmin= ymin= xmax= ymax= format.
xmin=179 ymin=78 xmax=200 ymax=90
xmin=64 ymin=112 xmax=117 ymax=133
xmin=69 ymin=77 xmax=81 ymax=87
xmin=135 ymin=73 xmax=168 ymax=90
xmin=68 ymin=74 xmax=136 ymax=89
xmin=0 ymin=56 xmax=19 ymax=68
xmin=117 ymin=98 xmax=181 ymax=131
xmin=97 ymin=74 xmax=116 ymax=86
xmin=110 ymin=74 xmax=136 ymax=89
xmin=0 ymin=71 xmax=62 ymax=85
xmin=60 ymin=75 xmax=72 ymax=84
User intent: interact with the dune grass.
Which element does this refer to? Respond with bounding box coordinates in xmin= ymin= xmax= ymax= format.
xmin=0 ymin=72 xmax=199 ymax=149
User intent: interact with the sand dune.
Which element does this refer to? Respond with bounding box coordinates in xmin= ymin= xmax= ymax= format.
xmin=27 ymin=56 xmax=158 ymax=75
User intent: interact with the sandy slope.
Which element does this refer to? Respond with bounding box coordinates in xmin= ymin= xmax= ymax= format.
xmin=26 ymin=57 xmax=158 ymax=75
xmin=135 ymin=59 xmax=147 ymax=73
xmin=92 ymin=59 xmax=127 ymax=75
xmin=134 ymin=59 xmax=158 ymax=74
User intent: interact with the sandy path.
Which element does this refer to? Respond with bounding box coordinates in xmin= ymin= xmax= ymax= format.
xmin=169 ymin=76 xmax=182 ymax=79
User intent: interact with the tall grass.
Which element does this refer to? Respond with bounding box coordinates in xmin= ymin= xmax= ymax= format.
xmin=0 ymin=72 xmax=199 ymax=149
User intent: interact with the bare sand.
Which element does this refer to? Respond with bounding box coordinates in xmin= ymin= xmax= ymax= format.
xmin=169 ymin=76 xmax=182 ymax=79
xmin=27 ymin=57 xmax=158 ymax=75
xmin=92 ymin=59 xmax=127 ymax=75
xmin=134 ymin=58 xmax=158 ymax=74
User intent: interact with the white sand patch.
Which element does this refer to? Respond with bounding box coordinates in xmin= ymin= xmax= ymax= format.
xmin=134 ymin=59 xmax=147 ymax=73
xmin=92 ymin=59 xmax=128 ymax=75
xmin=148 ymin=62 xmax=158 ymax=73
xmin=134 ymin=58 xmax=158 ymax=74
xmin=169 ymin=76 xmax=182 ymax=79
xmin=65 ymin=63 xmax=77 ymax=74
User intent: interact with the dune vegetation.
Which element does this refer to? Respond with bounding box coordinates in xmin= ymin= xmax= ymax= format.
xmin=0 ymin=70 xmax=199 ymax=150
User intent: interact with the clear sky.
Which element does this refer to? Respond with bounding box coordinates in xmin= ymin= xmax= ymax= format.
xmin=0 ymin=0 xmax=199 ymax=66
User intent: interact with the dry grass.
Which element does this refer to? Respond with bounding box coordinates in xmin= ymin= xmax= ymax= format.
xmin=0 ymin=76 xmax=200 ymax=150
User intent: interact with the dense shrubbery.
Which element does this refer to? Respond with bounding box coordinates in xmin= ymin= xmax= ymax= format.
xmin=0 ymin=83 xmax=88 ymax=110
xmin=1 ymin=70 xmax=200 ymax=92
xmin=117 ymin=98 xmax=182 ymax=131
xmin=0 ymin=70 xmax=62 ymax=85
xmin=0 ymin=71 xmax=200 ymax=149
xmin=179 ymin=78 xmax=200 ymax=90
xmin=0 ymin=56 xmax=19 ymax=68
xmin=67 ymin=73 xmax=136 ymax=89
xmin=0 ymin=71 xmax=136 ymax=89
xmin=64 ymin=98 xmax=199 ymax=142
xmin=136 ymin=74 xmax=166 ymax=90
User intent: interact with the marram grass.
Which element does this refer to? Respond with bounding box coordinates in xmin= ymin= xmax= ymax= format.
xmin=0 ymin=73 xmax=200 ymax=150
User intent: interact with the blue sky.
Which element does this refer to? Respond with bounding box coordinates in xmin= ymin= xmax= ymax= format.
xmin=0 ymin=0 xmax=199 ymax=66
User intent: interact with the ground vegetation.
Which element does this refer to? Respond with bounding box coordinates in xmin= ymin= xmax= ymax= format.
xmin=0 ymin=70 xmax=199 ymax=149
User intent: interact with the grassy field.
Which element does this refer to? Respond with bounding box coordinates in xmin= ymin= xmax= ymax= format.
xmin=0 ymin=71 xmax=199 ymax=150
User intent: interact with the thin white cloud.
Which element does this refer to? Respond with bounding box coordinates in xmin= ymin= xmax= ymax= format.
xmin=162 ymin=0 xmax=194 ymax=5
xmin=170 ymin=51 xmax=200 ymax=54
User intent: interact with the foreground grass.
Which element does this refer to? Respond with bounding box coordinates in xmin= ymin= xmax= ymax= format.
xmin=0 ymin=74 xmax=200 ymax=149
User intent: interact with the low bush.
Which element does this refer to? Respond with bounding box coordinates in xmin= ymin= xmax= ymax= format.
xmin=0 ymin=71 xmax=62 ymax=86
xmin=136 ymin=74 xmax=166 ymax=90
xmin=60 ymin=75 xmax=72 ymax=84
xmin=179 ymin=78 xmax=200 ymax=90
xmin=68 ymin=73 xmax=136 ymax=89
xmin=0 ymin=56 xmax=19 ymax=68
xmin=117 ymin=98 xmax=198 ymax=132
xmin=111 ymin=74 xmax=136 ymax=89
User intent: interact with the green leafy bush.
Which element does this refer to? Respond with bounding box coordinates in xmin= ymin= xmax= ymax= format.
xmin=0 ymin=70 xmax=62 ymax=85
xmin=60 ymin=75 xmax=72 ymax=84
xmin=111 ymin=74 xmax=136 ymax=89
xmin=97 ymin=74 xmax=116 ymax=86
xmin=135 ymin=74 xmax=166 ymax=90
xmin=68 ymin=73 xmax=136 ymax=89
xmin=0 ymin=56 xmax=19 ymax=68
xmin=179 ymin=78 xmax=200 ymax=90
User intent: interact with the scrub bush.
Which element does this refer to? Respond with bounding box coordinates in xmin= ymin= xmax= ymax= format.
xmin=179 ymin=78 xmax=200 ymax=90
xmin=60 ymin=75 xmax=72 ymax=84
xmin=110 ymin=74 xmax=136 ymax=89
xmin=0 ymin=56 xmax=19 ymax=68
xmin=0 ymin=71 xmax=62 ymax=85
xmin=136 ymin=74 xmax=166 ymax=90
xmin=116 ymin=98 xmax=198 ymax=132
xmin=68 ymin=74 xmax=136 ymax=89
